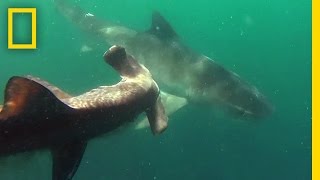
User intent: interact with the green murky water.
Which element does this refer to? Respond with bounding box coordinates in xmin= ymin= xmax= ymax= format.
xmin=0 ymin=0 xmax=311 ymax=179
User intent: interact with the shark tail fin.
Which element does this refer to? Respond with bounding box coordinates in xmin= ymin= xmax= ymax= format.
xmin=0 ymin=76 xmax=72 ymax=121
xmin=54 ymin=0 xmax=107 ymax=34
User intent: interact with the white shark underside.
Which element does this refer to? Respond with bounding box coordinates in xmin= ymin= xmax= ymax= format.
xmin=55 ymin=0 xmax=273 ymax=126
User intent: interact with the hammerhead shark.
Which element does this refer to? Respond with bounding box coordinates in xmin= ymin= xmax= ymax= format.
xmin=54 ymin=0 xmax=273 ymax=123
xmin=0 ymin=46 xmax=167 ymax=180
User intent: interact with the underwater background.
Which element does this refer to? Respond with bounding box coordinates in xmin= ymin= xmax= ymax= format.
xmin=0 ymin=0 xmax=311 ymax=179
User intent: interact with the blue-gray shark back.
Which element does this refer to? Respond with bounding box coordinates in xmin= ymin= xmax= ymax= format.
xmin=55 ymin=0 xmax=273 ymax=119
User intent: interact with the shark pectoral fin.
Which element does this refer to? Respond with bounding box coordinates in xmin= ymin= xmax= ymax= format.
xmin=51 ymin=140 xmax=88 ymax=180
xmin=135 ymin=91 xmax=187 ymax=132
xmin=159 ymin=91 xmax=188 ymax=116
xmin=146 ymin=96 xmax=168 ymax=135
xmin=147 ymin=11 xmax=178 ymax=40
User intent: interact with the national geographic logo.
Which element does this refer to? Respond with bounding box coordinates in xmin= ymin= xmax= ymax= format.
xmin=7 ymin=8 xmax=37 ymax=49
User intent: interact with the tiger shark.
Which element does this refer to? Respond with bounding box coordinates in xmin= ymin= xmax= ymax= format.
xmin=55 ymin=0 xmax=273 ymax=125
xmin=0 ymin=46 xmax=167 ymax=180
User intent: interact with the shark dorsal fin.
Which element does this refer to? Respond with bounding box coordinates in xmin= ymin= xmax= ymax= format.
xmin=52 ymin=140 xmax=87 ymax=180
xmin=25 ymin=75 xmax=72 ymax=99
xmin=147 ymin=11 xmax=178 ymax=40
xmin=0 ymin=76 xmax=72 ymax=121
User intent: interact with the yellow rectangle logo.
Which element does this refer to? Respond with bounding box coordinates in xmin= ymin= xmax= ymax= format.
xmin=8 ymin=8 xmax=37 ymax=49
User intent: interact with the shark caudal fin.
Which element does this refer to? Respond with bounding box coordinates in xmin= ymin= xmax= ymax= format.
xmin=0 ymin=76 xmax=72 ymax=121
xmin=54 ymin=0 xmax=104 ymax=32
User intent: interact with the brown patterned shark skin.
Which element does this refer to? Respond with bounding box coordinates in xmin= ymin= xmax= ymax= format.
xmin=0 ymin=46 xmax=167 ymax=180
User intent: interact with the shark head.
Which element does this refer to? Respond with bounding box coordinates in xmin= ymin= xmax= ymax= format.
xmin=188 ymin=54 xmax=274 ymax=119
xmin=103 ymin=45 xmax=168 ymax=134
xmin=103 ymin=45 xmax=154 ymax=78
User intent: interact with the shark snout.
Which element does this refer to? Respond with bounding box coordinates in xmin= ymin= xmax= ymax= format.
xmin=238 ymin=94 xmax=274 ymax=119
xmin=103 ymin=45 xmax=126 ymax=65
xmin=103 ymin=45 xmax=144 ymax=77
xmin=252 ymin=97 xmax=274 ymax=119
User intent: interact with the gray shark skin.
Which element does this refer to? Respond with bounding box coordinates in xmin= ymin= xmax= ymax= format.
xmin=55 ymin=0 xmax=273 ymax=119
xmin=0 ymin=46 xmax=167 ymax=180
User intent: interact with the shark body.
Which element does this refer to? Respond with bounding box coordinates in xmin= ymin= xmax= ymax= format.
xmin=0 ymin=46 xmax=167 ymax=180
xmin=55 ymin=1 xmax=273 ymax=119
